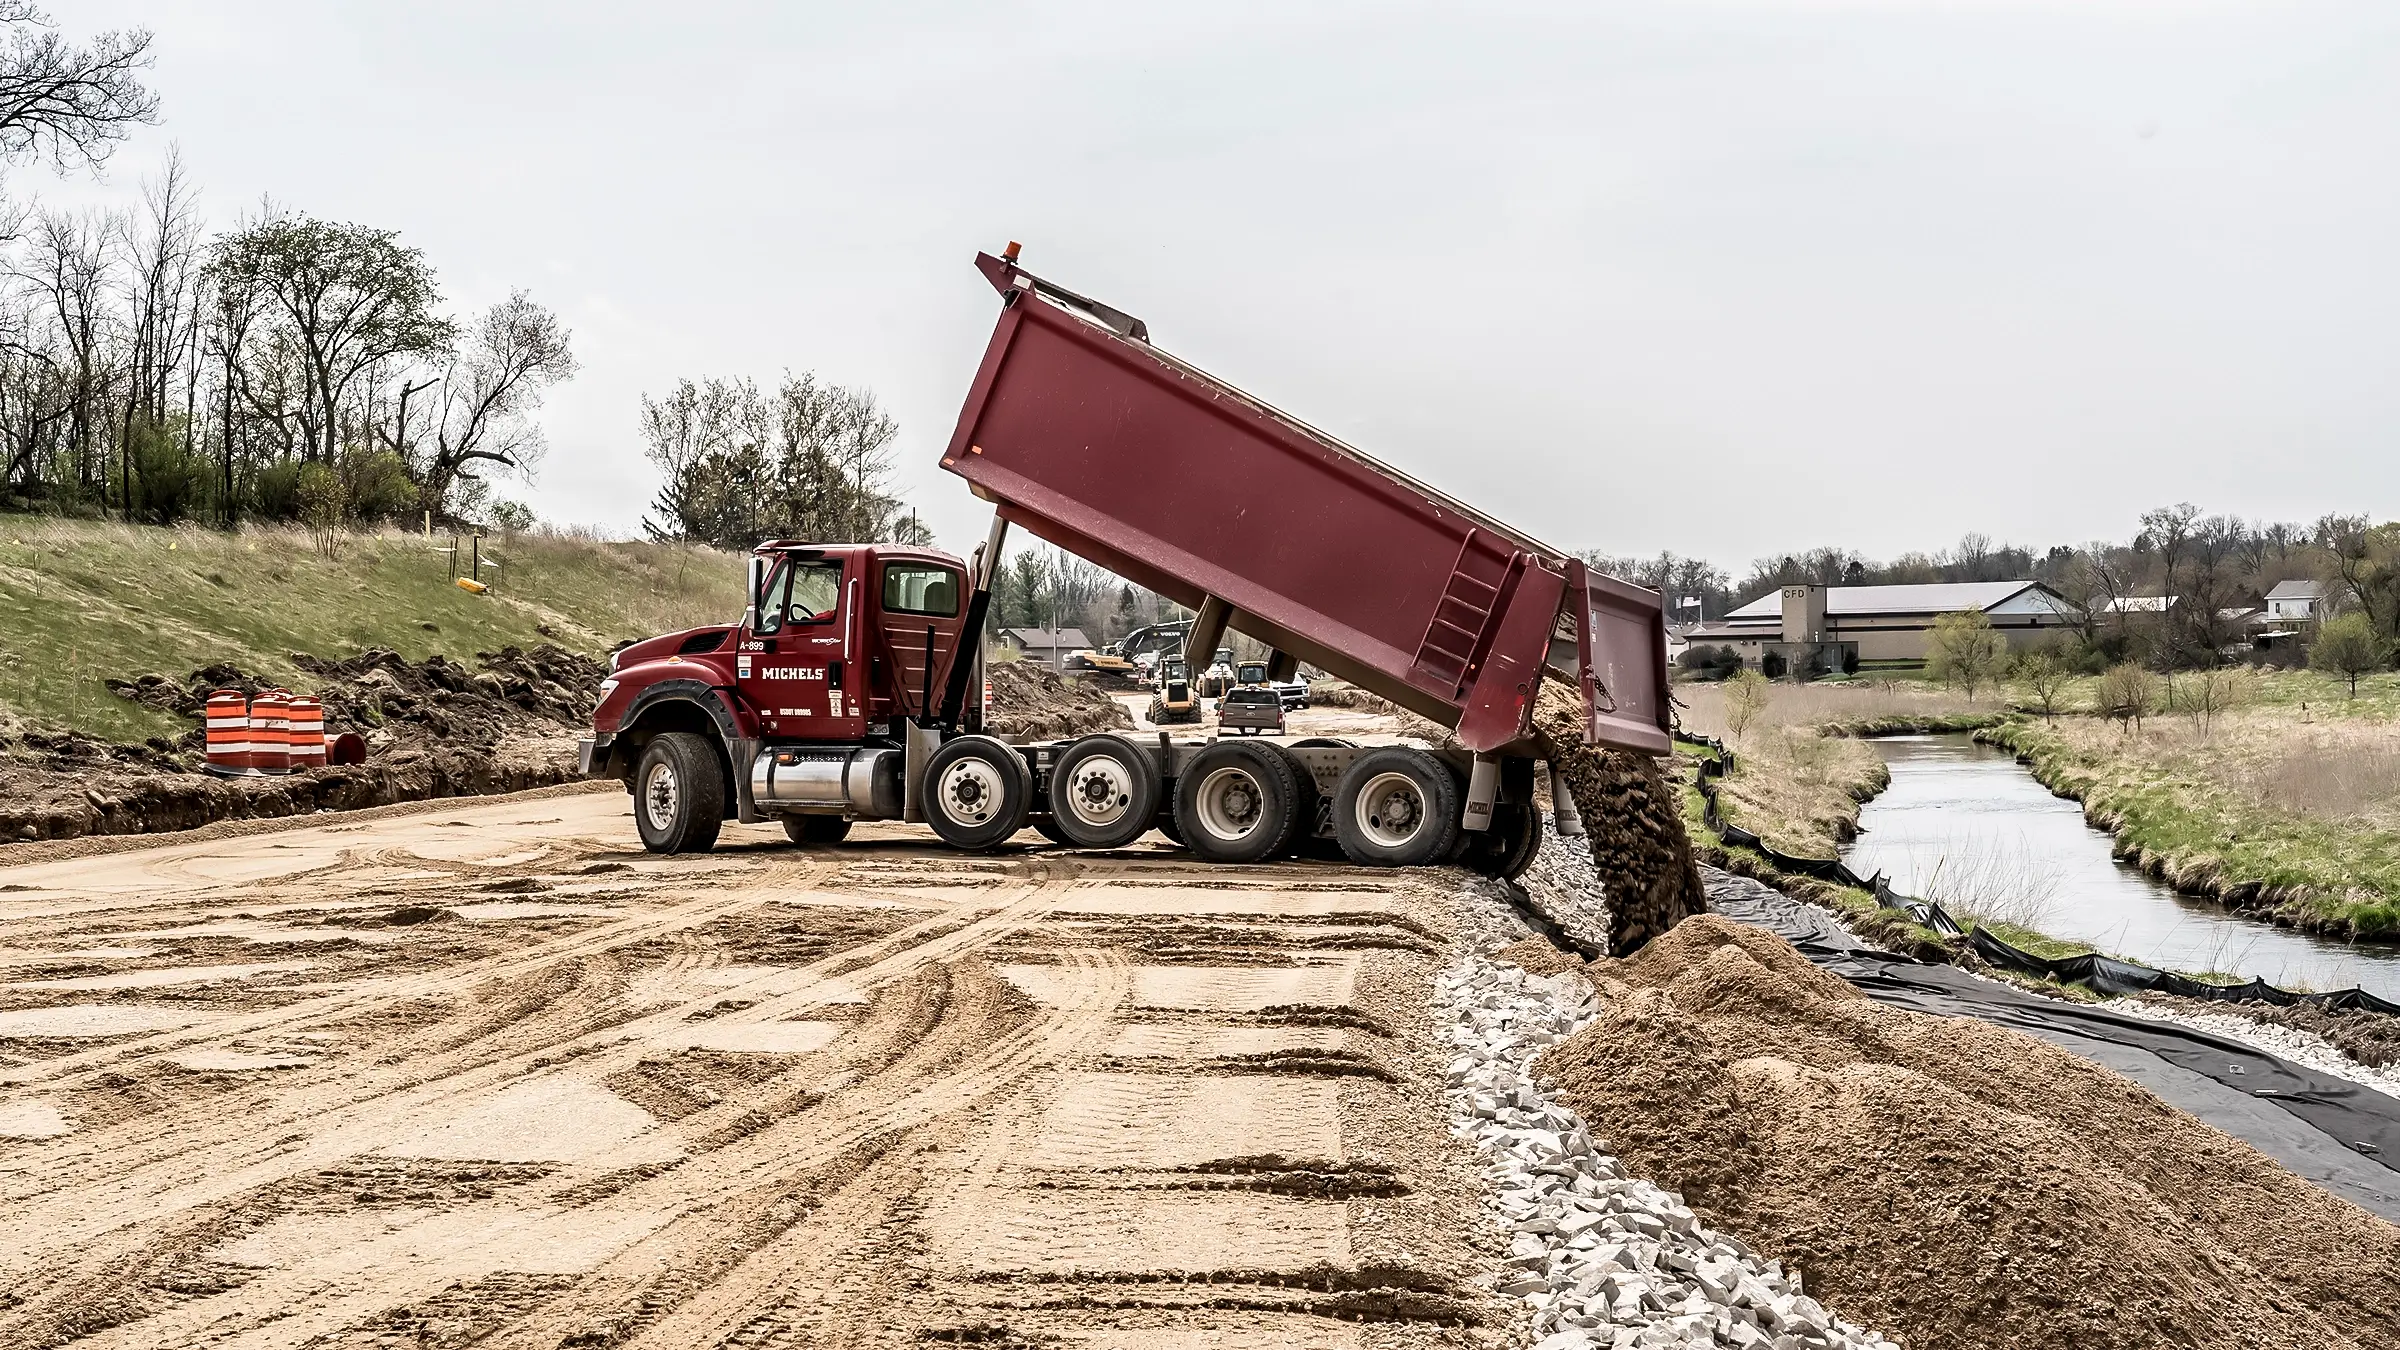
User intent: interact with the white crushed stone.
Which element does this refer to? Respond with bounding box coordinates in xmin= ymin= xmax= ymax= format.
xmin=1433 ymin=935 xmax=1900 ymax=1350
xmin=1516 ymin=817 xmax=1611 ymax=953
xmin=2108 ymin=997 xmax=2400 ymax=1104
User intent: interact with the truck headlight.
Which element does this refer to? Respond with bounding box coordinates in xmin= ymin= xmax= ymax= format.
xmin=598 ymin=678 xmax=619 ymax=699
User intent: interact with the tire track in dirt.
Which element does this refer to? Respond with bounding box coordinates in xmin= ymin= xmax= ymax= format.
xmin=1 ymin=803 xmax=1491 ymax=1350
xmin=0 ymin=859 xmax=1081 ymax=1341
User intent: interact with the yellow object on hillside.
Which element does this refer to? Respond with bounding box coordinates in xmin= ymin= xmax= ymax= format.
xmin=455 ymin=577 xmax=488 ymax=595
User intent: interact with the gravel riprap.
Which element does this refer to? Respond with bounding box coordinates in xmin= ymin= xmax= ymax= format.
xmin=2110 ymin=996 xmax=2400 ymax=1103
xmin=1435 ymin=940 xmax=1900 ymax=1350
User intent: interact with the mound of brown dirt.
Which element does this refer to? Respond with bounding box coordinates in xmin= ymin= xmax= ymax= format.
xmin=1546 ymin=915 xmax=2400 ymax=1350
xmin=1528 ymin=679 xmax=1706 ymax=956
xmin=984 ymin=660 xmax=1133 ymax=740
xmin=0 ymin=646 xmax=608 ymax=847
xmin=107 ymin=644 xmax=607 ymax=753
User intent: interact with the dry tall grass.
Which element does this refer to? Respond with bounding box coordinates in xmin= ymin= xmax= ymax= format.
xmin=2040 ymin=711 xmax=2400 ymax=831
xmin=1679 ymin=683 xmax=1891 ymax=857
xmin=1678 ymin=679 xmax=1982 ymax=739
xmin=1882 ymin=830 xmax=2066 ymax=931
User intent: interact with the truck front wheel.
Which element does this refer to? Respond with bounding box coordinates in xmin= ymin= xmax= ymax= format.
xmin=634 ymin=732 xmax=725 ymax=854
xmin=923 ymin=736 xmax=1032 ymax=851
xmin=1332 ymin=747 xmax=1458 ymax=867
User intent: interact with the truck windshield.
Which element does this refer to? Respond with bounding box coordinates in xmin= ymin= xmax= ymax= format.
xmin=883 ymin=563 xmax=960 ymax=617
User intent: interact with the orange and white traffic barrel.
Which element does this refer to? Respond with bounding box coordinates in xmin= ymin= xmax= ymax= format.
xmin=250 ymin=690 xmax=291 ymax=775
xmin=204 ymin=690 xmax=251 ymax=776
xmin=287 ymin=695 xmax=326 ymax=769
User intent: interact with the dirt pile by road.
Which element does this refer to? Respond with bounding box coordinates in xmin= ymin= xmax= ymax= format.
xmin=1528 ymin=679 xmax=1707 ymax=956
xmin=1544 ymin=915 xmax=2400 ymax=1350
xmin=982 ymin=659 xmax=1133 ymax=740
xmin=1 ymin=646 xmax=606 ymax=846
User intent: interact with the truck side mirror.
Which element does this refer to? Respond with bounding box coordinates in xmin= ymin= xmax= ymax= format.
xmin=745 ymin=555 xmax=767 ymax=631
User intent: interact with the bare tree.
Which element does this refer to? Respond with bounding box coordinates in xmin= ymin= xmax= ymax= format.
xmin=413 ymin=290 xmax=573 ymax=516
xmin=0 ymin=4 xmax=158 ymax=176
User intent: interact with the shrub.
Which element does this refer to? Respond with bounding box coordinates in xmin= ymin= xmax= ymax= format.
xmin=2012 ymin=643 xmax=2073 ymax=721
xmin=2310 ymin=613 xmax=2390 ymax=696
xmin=1678 ymin=643 xmax=1741 ymax=680
xmin=127 ymin=418 xmax=207 ymax=524
xmin=2096 ymin=662 xmax=2159 ymax=732
xmin=252 ymin=458 xmax=307 ymax=521
xmin=486 ymin=499 xmax=537 ymax=532
xmin=344 ymin=450 xmax=419 ymax=523
xmin=1723 ymin=668 xmax=1772 ymax=740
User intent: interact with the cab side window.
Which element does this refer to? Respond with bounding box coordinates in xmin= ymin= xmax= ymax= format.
xmin=883 ymin=564 xmax=960 ymax=617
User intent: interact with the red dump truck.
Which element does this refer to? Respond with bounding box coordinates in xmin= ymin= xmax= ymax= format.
xmin=580 ymin=245 xmax=1669 ymax=875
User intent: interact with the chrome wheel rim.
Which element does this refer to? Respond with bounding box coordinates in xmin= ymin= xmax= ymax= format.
xmin=1061 ymin=753 xmax=1136 ymax=831
xmin=937 ymin=757 xmax=1005 ymax=827
xmin=642 ymin=759 xmax=680 ymax=834
xmin=1194 ymin=765 xmax=1266 ymax=843
xmin=1355 ymin=771 xmax=1427 ymax=849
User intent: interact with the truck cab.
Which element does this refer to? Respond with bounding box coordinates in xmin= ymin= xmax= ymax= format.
xmin=581 ymin=541 xmax=975 ymax=851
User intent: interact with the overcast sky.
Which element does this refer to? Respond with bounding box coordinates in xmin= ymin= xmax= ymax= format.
xmin=48 ymin=1 xmax=2400 ymax=570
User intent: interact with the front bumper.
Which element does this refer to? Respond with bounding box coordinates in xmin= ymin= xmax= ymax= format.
xmin=577 ymin=735 xmax=609 ymax=777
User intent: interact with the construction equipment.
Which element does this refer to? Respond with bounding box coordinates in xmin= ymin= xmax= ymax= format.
xmin=1145 ymin=656 xmax=1203 ymax=725
xmin=583 ymin=244 xmax=1668 ymax=874
xmin=1195 ymin=646 xmax=1236 ymax=700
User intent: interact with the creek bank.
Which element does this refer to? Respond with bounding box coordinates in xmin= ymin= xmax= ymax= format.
xmin=1978 ymin=721 xmax=2399 ymax=943
xmin=1817 ymin=712 xmax=2003 ymax=738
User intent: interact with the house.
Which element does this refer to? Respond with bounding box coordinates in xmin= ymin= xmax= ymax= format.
xmin=1684 ymin=581 xmax=2080 ymax=673
xmin=2265 ymin=579 xmax=2326 ymax=623
xmin=998 ymin=626 xmax=1093 ymax=670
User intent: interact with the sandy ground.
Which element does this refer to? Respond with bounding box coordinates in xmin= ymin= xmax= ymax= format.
xmin=0 ymin=783 xmax=1499 ymax=1348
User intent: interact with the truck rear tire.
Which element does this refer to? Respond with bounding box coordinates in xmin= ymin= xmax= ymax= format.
xmin=1174 ymin=741 xmax=1304 ymax=864
xmin=1048 ymin=734 xmax=1162 ymax=849
xmin=634 ymin=732 xmax=725 ymax=854
xmin=1332 ymin=747 xmax=1458 ymax=867
xmin=923 ymin=735 xmax=1031 ymax=851
xmin=782 ymin=815 xmax=852 ymax=847
xmin=1270 ymin=743 xmax=1324 ymax=858
xmin=1466 ymin=802 xmax=1540 ymax=879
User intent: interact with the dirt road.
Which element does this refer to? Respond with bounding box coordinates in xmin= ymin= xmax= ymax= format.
xmin=0 ymin=786 xmax=1497 ymax=1348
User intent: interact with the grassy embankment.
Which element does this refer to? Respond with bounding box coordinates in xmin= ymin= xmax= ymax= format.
xmin=0 ymin=518 xmax=741 ymax=745
xmin=1672 ymin=679 xmax=2004 ymax=958
xmin=1986 ymin=669 xmax=2400 ymax=942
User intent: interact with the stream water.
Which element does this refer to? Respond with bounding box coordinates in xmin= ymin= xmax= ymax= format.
xmin=1842 ymin=734 xmax=2400 ymax=1001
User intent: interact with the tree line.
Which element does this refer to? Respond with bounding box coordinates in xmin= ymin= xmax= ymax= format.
xmin=1591 ymin=505 xmax=2400 ymax=675
xmin=0 ymin=8 xmax=574 ymax=531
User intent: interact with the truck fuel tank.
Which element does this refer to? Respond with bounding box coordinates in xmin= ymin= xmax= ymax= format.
xmin=752 ymin=746 xmax=904 ymax=818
